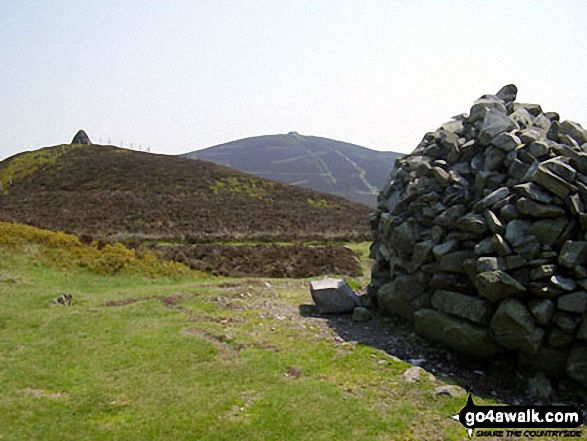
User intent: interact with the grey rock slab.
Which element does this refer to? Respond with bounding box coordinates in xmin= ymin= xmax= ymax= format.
xmin=529 ymin=265 xmax=557 ymax=281
xmin=492 ymin=131 xmax=521 ymax=152
xmin=310 ymin=278 xmax=360 ymax=314
xmin=439 ymin=250 xmax=474 ymax=274
xmin=377 ymin=276 xmax=427 ymax=320
xmin=402 ymin=366 xmax=435 ymax=383
xmin=505 ymin=219 xmax=532 ymax=245
xmin=476 ymin=270 xmax=526 ymax=302
xmin=432 ymin=239 xmax=460 ymax=259
xmin=550 ymin=275 xmax=577 ymax=292
xmin=491 ymin=234 xmax=513 ymax=257
xmin=431 ymin=290 xmax=493 ymax=325
xmin=484 ymin=209 xmax=504 ymax=234
xmin=473 ymin=187 xmax=511 ymax=212
xmin=528 ymin=218 xmax=568 ymax=245
xmin=557 ymin=291 xmax=587 ymax=313
xmin=433 ymin=385 xmax=467 ymax=398
xmin=477 ymin=256 xmax=503 ymax=272
xmin=560 ymin=120 xmax=587 ymax=145
xmin=516 ymin=197 xmax=565 ymax=218
xmin=529 ymin=298 xmax=555 ymax=325
xmin=533 ymin=165 xmax=578 ymax=199
xmin=558 ymin=241 xmax=587 ymax=268
xmin=510 ymin=107 xmax=534 ymax=128
xmin=490 ymin=298 xmax=543 ymax=353
xmin=479 ymin=108 xmax=519 ymax=146
xmin=414 ymin=308 xmax=498 ymax=357
xmin=513 ymin=182 xmax=553 ymax=204
xmin=527 ymin=140 xmax=550 ymax=159
xmin=496 ymin=84 xmax=518 ymax=102
xmin=541 ymin=157 xmax=577 ymax=183
xmin=456 ymin=212 xmax=488 ymax=235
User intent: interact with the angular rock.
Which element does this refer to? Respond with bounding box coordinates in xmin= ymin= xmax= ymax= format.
xmin=513 ymin=182 xmax=553 ymax=204
xmin=516 ymin=198 xmax=565 ymax=218
xmin=456 ymin=212 xmax=488 ymax=235
xmin=477 ymin=257 xmax=503 ymax=272
xmin=402 ymin=366 xmax=435 ymax=383
xmin=310 ymin=278 xmax=360 ymax=314
xmin=496 ymin=84 xmax=518 ymax=102
xmin=529 ymin=264 xmax=557 ymax=281
xmin=541 ymin=157 xmax=577 ymax=183
xmin=431 ymin=290 xmax=493 ymax=325
xmin=377 ymin=276 xmax=427 ymax=320
xmin=491 ymin=234 xmax=512 ymax=257
xmin=409 ymin=239 xmax=436 ymax=272
xmin=549 ymin=275 xmax=577 ymax=292
xmin=433 ymin=385 xmax=467 ymax=398
xmin=479 ymin=109 xmax=518 ymax=146
xmin=432 ymin=239 xmax=460 ymax=258
xmin=558 ymin=241 xmax=587 ymax=268
xmin=492 ymin=131 xmax=521 ymax=152
xmin=439 ymin=250 xmax=473 ymax=274
xmin=551 ymin=312 xmax=578 ymax=333
xmin=533 ymin=165 xmax=578 ymax=199
xmin=557 ymin=291 xmax=587 ymax=313
xmin=473 ymin=187 xmax=510 ymax=212
xmin=490 ymin=298 xmax=543 ymax=353
xmin=414 ymin=309 xmax=498 ymax=357
xmin=528 ymin=298 xmax=555 ymax=325
xmin=560 ymin=120 xmax=587 ymax=145
xmin=476 ymin=270 xmax=526 ymax=302
xmin=528 ymin=218 xmax=567 ymax=245
xmin=484 ymin=209 xmax=504 ymax=234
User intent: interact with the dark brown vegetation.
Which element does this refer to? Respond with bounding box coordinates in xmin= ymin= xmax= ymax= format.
xmin=0 ymin=144 xmax=370 ymax=277
xmin=151 ymin=243 xmax=363 ymax=278
xmin=0 ymin=144 xmax=370 ymax=242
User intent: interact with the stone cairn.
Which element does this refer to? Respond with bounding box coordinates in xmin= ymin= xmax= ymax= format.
xmin=369 ymin=85 xmax=587 ymax=390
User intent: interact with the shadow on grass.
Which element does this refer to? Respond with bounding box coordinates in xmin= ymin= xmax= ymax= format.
xmin=299 ymin=304 xmax=555 ymax=406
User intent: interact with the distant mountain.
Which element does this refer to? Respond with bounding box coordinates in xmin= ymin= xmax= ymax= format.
xmin=182 ymin=132 xmax=402 ymax=207
xmin=0 ymin=143 xmax=371 ymax=243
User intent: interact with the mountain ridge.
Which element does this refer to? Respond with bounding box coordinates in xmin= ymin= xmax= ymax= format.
xmin=182 ymin=132 xmax=402 ymax=206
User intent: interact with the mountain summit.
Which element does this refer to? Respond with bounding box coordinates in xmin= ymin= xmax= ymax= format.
xmin=182 ymin=133 xmax=402 ymax=206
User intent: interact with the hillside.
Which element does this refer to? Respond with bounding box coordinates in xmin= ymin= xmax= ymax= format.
xmin=182 ymin=132 xmax=402 ymax=207
xmin=0 ymin=143 xmax=370 ymax=244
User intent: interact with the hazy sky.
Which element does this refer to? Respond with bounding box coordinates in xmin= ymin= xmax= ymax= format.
xmin=1 ymin=0 xmax=586 ymax=160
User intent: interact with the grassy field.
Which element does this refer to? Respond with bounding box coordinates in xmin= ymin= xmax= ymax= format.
xmin=0 ymin=224 xmax=543 ymax=440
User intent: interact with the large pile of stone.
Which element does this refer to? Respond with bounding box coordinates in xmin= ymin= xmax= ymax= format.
xmin=370 ymin=85 xmax=587 ymax=389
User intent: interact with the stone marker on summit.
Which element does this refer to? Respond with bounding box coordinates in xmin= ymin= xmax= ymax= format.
xmin=71 ymin=130 xmax=92 ymax=145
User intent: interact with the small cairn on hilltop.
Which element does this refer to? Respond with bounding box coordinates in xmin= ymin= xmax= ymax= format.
xmin=370 ymin=85 xmax=587 ymax=393
xmin=71 ymin=130 xmax=92 ymax=145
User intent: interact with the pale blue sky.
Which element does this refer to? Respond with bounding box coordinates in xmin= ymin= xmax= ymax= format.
xmin=1 ymin=0 xmax=586 ymax=160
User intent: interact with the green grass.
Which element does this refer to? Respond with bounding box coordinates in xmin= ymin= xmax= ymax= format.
xmin=0 ymin=234 xmax=506 ymax=440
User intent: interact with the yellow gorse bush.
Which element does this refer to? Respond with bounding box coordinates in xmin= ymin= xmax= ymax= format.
xmin=0 ymin=222 xmax=194 ymax=278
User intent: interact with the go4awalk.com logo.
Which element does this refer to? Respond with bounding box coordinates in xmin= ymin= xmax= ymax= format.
xmin=452 ymin=394 xmax=584 ymax=438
